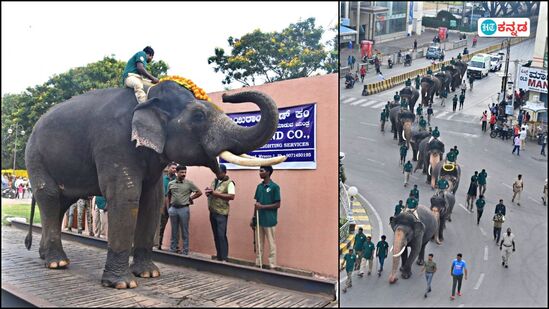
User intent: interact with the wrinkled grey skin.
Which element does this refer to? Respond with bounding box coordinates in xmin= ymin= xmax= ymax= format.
xmin=25 ymin=82 xmax=279 ymax=289
xmin=415 ymin=138 xmax=445 ymax=184
xmin=443 ymin=66 xmax=461 ymax=92
xmin=430 ymin=190 xmax=455 ymax=242
xmin=433 ymin=160 xmax=461 ymax=196
xmin=389 ymin=107 xmax=415 ymax=147
xmin=434 ymin=71 xmax=452 ymax=94
xmin=420 ymin=75 xmax=442 ymax=106
xmin=454 ymin=60 xmax=468 ymax=80
xmin=400 ymin=86 xmax=420 ymax=114
xmin=388 ymin=205 xmax=437 ymax=283
xmin=410 ymin=130 xmax=432 ymax=162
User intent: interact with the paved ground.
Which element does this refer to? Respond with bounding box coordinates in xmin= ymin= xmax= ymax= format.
xmin=340 ymin=38 xmax=547 ymax=307
xmin=2 ymin=226 xmax=333 ymax=307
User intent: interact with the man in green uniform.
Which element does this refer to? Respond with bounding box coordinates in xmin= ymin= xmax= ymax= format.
xmin=394 ymin=91 xmax=401 ymax=104
xmin=415 ymin=75 xmax=421 ymax=89
xmin=353 ymin=227 xmax=367 ymax=271
xmin=168 ymin=165 xmax=203 ymax=255
xmin=452 ymin=94 xmax=458 ymax=112
xmin=450 ymin=146 xmax=459 ymax=162
xmin=403 ymin=160 xmax=413 ymax=187
xmin=376 ymin=235 xmax=389 ymax=276
xmin=437 ymin=178 xmax=449 ymax=194
xmin=427 ymin=68 xmax=433 ymax=75
xmin=359 ymin=236 xmax=376 ymax=277
xmin=475 ymin=195 xmax=486 ymax=225
xmin=380 ymin=109 xmax=387 ymax=132
xmin=405 ymin=195 xmax=419 ymax=220
xmin=416 ymin=104 xmax=423 ymax=118
xmin=399 ymin=142 xmax=408 ymax=165
xmin=432 ymin=126 xmax=440 ymax=139
xmin=122 ymin=46 xmax=159 ymax=103
xmin=405 ymin=78 xmax=412 ymax=87
xmin=457 ymin=53 xmax=462 ymax=60
xmin=253 ymin=165 xmax=281 ymax=269
xmin=427 ymin=104 xmax=434 ymax=124
xmin=446 ymin=151 xmax=457 ymax=163
xmin=450 ymin=57 xmax=456 ymax=65
xmin=411 ymin=184 xmax=420 ymax=200
xmin=459 ymin=92 xmax=465 ymax=110
xmin=401 ymin=97 xmax=408 ymax=109
xmin=206 ymin=164 xmax=235 ymax=261
xmin=419 ymin=116 xmax=427 ymax=131
xmin=341 ymin=247 xmax=356 ymax=293
xmin=394 ymin=200 xmax=405 ymax=216
xmin=478 ymin=169 xmax=488 ymax=195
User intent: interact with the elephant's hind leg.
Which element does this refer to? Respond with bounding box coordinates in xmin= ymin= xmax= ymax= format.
xmin=130 ymin=177 xmax=162 ymax=279
xmin=33 ymin=175 xmax=71 ymax=269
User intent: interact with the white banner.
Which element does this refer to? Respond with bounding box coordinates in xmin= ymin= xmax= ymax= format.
xmin=478 ymin=18 xmax=530 ymax=37
xmin=527 ymin=68 xmax=548 ymax=94
xmin=517 ymin=66 xmax=530 ymax=90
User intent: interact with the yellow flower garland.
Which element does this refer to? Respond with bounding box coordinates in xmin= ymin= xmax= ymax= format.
xmin=159 ymin=75 xmax=212 ymax=102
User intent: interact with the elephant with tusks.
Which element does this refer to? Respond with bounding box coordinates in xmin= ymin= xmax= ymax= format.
xmin=390 ymin=107 xmax=415 ymax=148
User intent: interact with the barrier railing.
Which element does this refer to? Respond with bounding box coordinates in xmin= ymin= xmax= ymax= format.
xmin=339 ymin=181 xmax=354 ymax=243
xmin=362 ymin=37 xmax=530 ymax=96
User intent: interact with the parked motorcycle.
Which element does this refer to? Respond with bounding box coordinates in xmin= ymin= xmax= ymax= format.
xmin=2 ymin=187 xmax=16 ymax=199
xmin=388 ymin=58 xmax=393 ymax=69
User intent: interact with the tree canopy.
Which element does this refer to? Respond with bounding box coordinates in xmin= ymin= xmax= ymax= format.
xmin=208 ymin=17 xmax=337 ymax=87
xmin=1 ymin=56 xmax=169 ymax=169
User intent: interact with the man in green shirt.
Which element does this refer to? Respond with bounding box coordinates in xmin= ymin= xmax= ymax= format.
xmin=478 ymin=169 xmax=487 ymax=195
xmin=415 ymin=75 xmax=421 ymax=89
xmin=410 ymin=184 xmax=420 ymax=200
xmin=359 ymin=236 xmax=376 ymax=277
xmin=427 ymin=68 xmax=433 ymax=75
xmin=253 ymin=165 xmax=281 ymax=269
xmin=401 ymin=97 xmax=408 ymax=109
xmin=341 ymin=248 xmax=356 ymax=293
xmin=459 ymin=93 xmax=466 ymax=110
xmin=394 ymin=200 xmax=405 ymax=216
xmin=457 ymin=53 xmax=462 ymax=60
xmin=403 ymin=160 xmax=413 ymax=187
xmin=437 ymin=178 xmax=449 ymax=194
xmin=376 ymin=235 xmax=389 ymax=276
xmin=432 ymin=126 xmax=440 ymax=139
xmin=122 ymin=46 xmax=159 ymax=103
xmin=405 ymin=78 xmax=412 ymax=87
xmin=394 ymin=91 xmax=401 ymax=104
xmin=419 ymin=116 xmax=427 ymax=131
xmin=380 ymin=109 xmax=387 ymax=132
xmin=421 ymin=253 xmax=437 ymax=298
xmin=476 ymin=195 xmax=486 ymax=225
xmin=405 ymin=195 xmax=419 ymax=220
xmin=168 ymin=165 xmax=202 ymax=255
xmin=452 ymin=94 xmax=458 ymax=112
xmin=416 ymin=104 xmax=423 ymax=118
xmin=399 ymin=143 xmax=408 ymax=165
xmin=353 ymin=227 xmax=367 ymax=271
xmin=450 ymin=57 xmax=456 ymax=65
xmin=206 ymin=164 xmax=235 ymax=262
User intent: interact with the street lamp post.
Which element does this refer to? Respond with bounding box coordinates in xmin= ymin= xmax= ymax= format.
xmin=8 ymin=123 xmax=25 ymax=173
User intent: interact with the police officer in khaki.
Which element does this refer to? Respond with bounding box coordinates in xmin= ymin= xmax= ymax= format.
xmin=122 ymin=46 xmax=159 ymax=103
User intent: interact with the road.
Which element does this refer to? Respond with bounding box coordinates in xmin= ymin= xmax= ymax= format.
xmin=340 ymin=38 xmax=547 ymax=307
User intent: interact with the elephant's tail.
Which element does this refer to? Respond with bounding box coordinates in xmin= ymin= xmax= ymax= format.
xmin=24 ymin=196 xmax=36 ymax=250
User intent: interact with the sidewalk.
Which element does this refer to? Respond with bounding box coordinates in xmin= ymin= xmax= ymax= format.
xmin=339 ymin=197 xmax=372 ymax=265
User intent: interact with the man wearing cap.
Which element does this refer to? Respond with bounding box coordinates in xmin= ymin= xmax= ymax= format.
xmin=253 ymin=165 xmax=281 ymax=269
xmin=206 ymin=164 xmax=235 ymax=261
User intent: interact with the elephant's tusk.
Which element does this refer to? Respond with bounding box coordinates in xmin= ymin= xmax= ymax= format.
xmin=393 ymin=245 xmax=407 ymax=257
xmin=402 ymin=130 xmax=407 ymax=141
xmin=428 ymin=164 xmax=432 ymax=176
xmin=219 ymin=151 xmax=286 ymax=166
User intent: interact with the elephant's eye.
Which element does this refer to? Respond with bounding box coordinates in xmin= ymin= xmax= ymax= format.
xmin=192 ymin=111 xmax=206 ymax=122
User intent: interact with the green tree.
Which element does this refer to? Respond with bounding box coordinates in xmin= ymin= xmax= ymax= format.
xmin=208 ymin=17 xmax=335 ymax=87
xmin=1 ymin=56 xmax=169 ymax=169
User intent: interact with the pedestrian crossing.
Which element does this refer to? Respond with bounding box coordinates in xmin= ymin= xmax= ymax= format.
xmin=340 ymin=95 xmax=479 ymax=124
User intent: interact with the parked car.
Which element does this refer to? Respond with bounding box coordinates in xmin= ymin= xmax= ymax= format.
xmin=489 ymin=53 xmax=503 ymax=71
xmin=426 ymin=44 xmax=444 ymax=60
xmin=467 ymin=53 xmax=491 ymax=79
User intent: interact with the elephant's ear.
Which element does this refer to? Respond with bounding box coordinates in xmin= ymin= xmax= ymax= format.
xmin=413 ymin=221 xmax=425 ymax=236
xmin=131 ymin=97 xmax=172 ymax=154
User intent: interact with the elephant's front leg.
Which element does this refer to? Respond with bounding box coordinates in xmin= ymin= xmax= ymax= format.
xmin=101 ymin=178 xmax=143 ymax=289
xmin=130 ymin=177 xmax=162 ymax=278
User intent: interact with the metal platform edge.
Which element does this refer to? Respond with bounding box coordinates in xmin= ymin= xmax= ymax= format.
xmin=9 ymin=221 xmax=336 ymax=300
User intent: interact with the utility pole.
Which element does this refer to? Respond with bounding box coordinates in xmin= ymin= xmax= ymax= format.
xmin=501 ymin=38 xmax=511 ymax=97
xmin=356 ymin=1 xmax=361 ymax=47
xmin=510 ymin=59 xmax=520 ymax=110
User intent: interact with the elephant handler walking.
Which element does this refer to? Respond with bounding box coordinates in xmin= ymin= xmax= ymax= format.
xmin=500 ymin=228 xmax=516 ymax=268
xmin=353 ymin=227 xmax=367 ymax=272
xmin=475 ymin=195 xmax=486 ymax=225
xmin=403 ymin=160 xmax=413 ymax=187
xmin=358 ymin=236 xmax=375 ymax=277
xmin=122 ymin=46 xmax=159 ymax=103
xmin=450 ymin=253 xmax=468 ymax=300
xmin=341 ymin=248 xmax=357 ymax=293
xmin=375 ymin=235 xmax=389 ymax=276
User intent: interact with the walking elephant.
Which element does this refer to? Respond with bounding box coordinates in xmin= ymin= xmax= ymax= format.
xmin=420 ymin=75 xmax=441 ymax=106
xmin=410 ymin=129 xmax=431 ymax=162
xmin=434 ymin=71 xmax=452 ymax=94
xmin=430 ymin=190 xmax=455 ymax=243
xmin=432 ymin=160 xmax=462 ymax=195
xmin=24 ymin=81 xmax=284 ymax=289
xmin=443 ymin=65 xmax=461 ymax=92
xmin=415 ymin=138 xmax=445 ymax=187
xmin=388 ymin=205 xmax=437 ymax=283
xmin=390 ymin=107 xmax=415 ymax=147
xmin=454 ymin=60 xmax=468 ymax=80
xmin=400 ymin=86 xmax=420 ymax=114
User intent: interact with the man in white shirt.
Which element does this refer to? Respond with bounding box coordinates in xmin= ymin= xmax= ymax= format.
xmin=512 ymin=135 xmax=521 ymax=156
xmin=519 ymin=128 xmax=527 ymax=150
xmin=499 ymin=228 xmax=516 ymax=268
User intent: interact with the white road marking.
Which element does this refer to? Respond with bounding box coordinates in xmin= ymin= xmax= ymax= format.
xmin=361 ymin=100 xmax=379 ymax=107
xmin=459 ymin=203 xmax=472 ymax=213
xmin=351 ymin=99 xmax=366 ymax=106
xmin=474 ymin=273 xmax=485 ymax=290
xmin=479 ymin=227 xmax=487 ymax=237
xmin=358 ymin=136 xmax=377 ymax=142
xmin=360 ymin=122 xmax=378 ymax=127
xmin=484 ymin=246 xmax=489 ymax=261
xmin=501 ymin=183 xmax=513 ymax=190
xmin=437 ymin=111 xmax=450 ymax=118
xmin=372 ymin=102 xmax=387 ymax=108
xmin=528 ymin=196 xmax=542 ymax=205
xmin=445 ymin=131 xmax=479 ymax=138
xmin=342 ymin=97 xmax=357 ymax=104
xmin=447 ymin=112 xmax=458 ymax=120
xmin=367 ymin=158 xmax=386 ymax=166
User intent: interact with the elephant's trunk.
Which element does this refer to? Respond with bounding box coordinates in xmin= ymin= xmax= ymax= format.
xmin=433 ymin=210 xmax=442 ymax=245
xmin=430 ymin=153 xmax=441 ymax=189
xmin=210 ymin=91 xmax=283 ymax=165
xmin=389 ymin=229 xmax=406 ymax=284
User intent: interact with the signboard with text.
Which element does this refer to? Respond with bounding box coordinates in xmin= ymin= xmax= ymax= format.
xmin=527 ymin=68 xmax=548 ymax=94
xmin=478 ymin=18 xmax=530 ymax=37
xmin=221 ymin=103 xmax=317 ymax=170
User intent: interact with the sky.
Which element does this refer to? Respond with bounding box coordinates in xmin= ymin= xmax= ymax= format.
xmin=1 ymin=2 xmax=338 ymax=96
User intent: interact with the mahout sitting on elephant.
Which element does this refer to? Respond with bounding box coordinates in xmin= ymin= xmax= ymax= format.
xmin=434 ymin=71 xmax=452 ymax=95
xmin=388 ymin=205 xmax=437 ymax=283
xmin=24 ymin=77 xmax=284 ymax=289
xmin=410 ymin=129 xmax=431 ymax=162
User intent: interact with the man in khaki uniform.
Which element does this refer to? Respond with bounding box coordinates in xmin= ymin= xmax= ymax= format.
xmin=511 ymin=174 xmax=524 ymax=206
xmin=122 ymin=46 xmax=159 ymax=103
